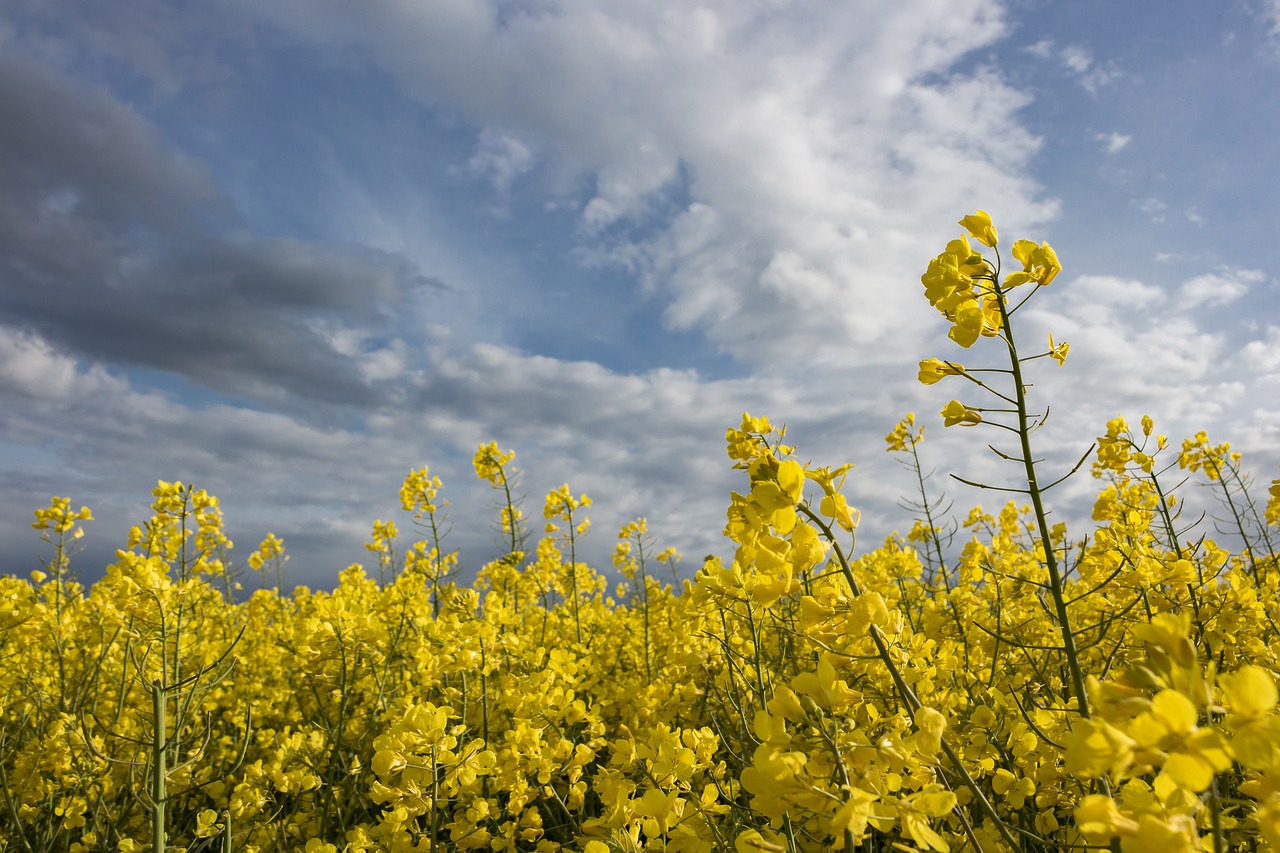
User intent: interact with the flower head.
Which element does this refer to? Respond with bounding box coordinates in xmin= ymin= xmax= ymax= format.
xmin=941 ymin=400 xmax=981 ymax=427
xmin=918 ymin=358 xmax=965 ymax=386
xmin=958 ymin=210 xmax=998 ymax=247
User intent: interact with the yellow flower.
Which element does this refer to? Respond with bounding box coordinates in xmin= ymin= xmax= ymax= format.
xmin=885 ymin=413 xmax=923 ymax=451
xmin=917 ymin=358 xmax=965 ymax=386
xmin=818 ymin=490 xmax=859 ymax=532
xmin=1074 ymin=795 xmax=1139 ymax=840
xmin=948 ymin=295 xmax=986 ymax=347
xmin=1126 ymin=814 xmax=1199 ymax=853
xmin=1221 ymin=666 xmax=1280 ymax=769
xmin=1011 ymin=239 xmax=1061 ymax=286
xmin=1048 ymin=333 xmax=1069 ymax=366
xmin=1220 ymin=665 xmax=1279 ymax=719
xmin=195 ymin=809 xmax=221 ymax=838
xmin=635 ymin=787 xmax=683 ymax=836
xmin=473 ymin=440 xmax=517 ymax=485
xmin=940 ymin=400 xmax=981 ymax=427
xmin=1126 ymin=690 xmax=1232 ymax=792
xmin=958 ymin=209 xmax=998 ymax=247
xmin=1064 ymin=719 xmax=1136 ymax=779
xmin=791 ymin=655 xmax=857 ymax=712
xmin=913 ymin=706 xmax=947 ymax=758
xmin=828 ymin=788 xmax=879 ymax=841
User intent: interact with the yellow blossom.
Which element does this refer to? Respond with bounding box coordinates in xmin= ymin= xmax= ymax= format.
xmin=917 ymin=358 xmax=965 ymax=386
xmin=940 ymin=400 xmax=981 ymax=427
xmin=958 ymin=209 xmax=998 ymax=247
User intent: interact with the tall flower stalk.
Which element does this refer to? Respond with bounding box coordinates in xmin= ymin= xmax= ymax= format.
xmin=919 ymin=211 xmax=1094 ymax=719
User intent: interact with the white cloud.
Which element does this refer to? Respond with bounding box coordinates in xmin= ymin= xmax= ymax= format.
xmin=0 ymin=326 xmax=126 ymax=401
xmin=241 ymin=0 xmax=1051 ymax=371
xmin=1137 ymin=197 xmax=1168 ymax=221
xmin=1056 ymin=44 xmax=1122 ymax=93
xmin=1024 ymin=39 xmax=1122 ymax=93
xmin=1241 ymin=325 xmax=1280 ymax=373
xmin=1262 ymin=0 xmax=1280 ymax=41
xmin=466 ymin=128 xmax=535 ymax=191
xmin=1179 ymin=268 xmax=1263 ymax=308
xmin=1064 ymin=275 xmax=1165 ymax=313
xmin=1094 ymin=131 xmax=1131 ymax=153
xmin=1024 ymin=39 xmax=1054 ymax=60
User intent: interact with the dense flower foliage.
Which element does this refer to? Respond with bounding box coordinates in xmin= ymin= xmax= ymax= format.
xmin=4 ymin=213 xmax=1280 ymax=852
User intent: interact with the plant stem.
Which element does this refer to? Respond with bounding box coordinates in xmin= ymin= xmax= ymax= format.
xmin=993 ymin=276 xmax=1092 ymax=721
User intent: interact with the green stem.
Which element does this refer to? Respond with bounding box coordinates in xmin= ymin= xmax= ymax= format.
xmin=151 ymin=680 xmax=167 ymax=853
xmin=910 ymin=441 xmax=951 ymax=589
xmin=993 ymin=276 xmax=1092 ymax=721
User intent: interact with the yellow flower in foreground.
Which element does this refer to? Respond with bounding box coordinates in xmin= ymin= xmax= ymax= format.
xmin=1064 ymin=719 xmax=1136 ymax=779
xmin=918 ymin=358 xmax=965 ymax=385
xmin=1010 ymin=239 xmax=1062 ymax=287
xmin=958 ymin=209 xmax=998 ymax=247
xmin=1075 ymin=795 xmax=1139 ymax=841
xmin=1221 ymin=665 xmax=1280 ymax=769
xmin=940 ymin=400 xmax=981 ymax=427
xmin=829 ymin=788 xmax=878 ymax=841
xmin=913 ymin=706 xmax=947 ymax=758
xmin=195 ymin=809 xmax=220 ymax=838
xmin=1127 ymin=690 xmax=1231 ymax=792
xmin=818 ymin=490 xmax=859 ymax=531
xmin=1127 ymin=813 xmax=1198 ymax=853
xmin=1221 ymin=665 xmax=1279 ymax=719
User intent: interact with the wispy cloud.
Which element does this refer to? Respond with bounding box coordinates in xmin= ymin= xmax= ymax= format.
xmin=1094 ymin=131 xmax=1131 ymax=153
xmin=466 ymin=128 xmax=535 ymax=192
xmin=1057 ymin=44 xmax=1123 ymax=93
xmin=1179 ymin=268 xmax=1263 ymax=308
xmin=1025 ymin=39 xmax=1122 ymax=93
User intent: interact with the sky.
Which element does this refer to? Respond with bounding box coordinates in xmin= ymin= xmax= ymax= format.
xmin=2 ymin=0 xmax=1279 ymax=592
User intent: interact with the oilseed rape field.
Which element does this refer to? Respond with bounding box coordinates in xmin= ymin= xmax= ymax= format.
xmin=6 ymin=214 xmax=1280 ymax=853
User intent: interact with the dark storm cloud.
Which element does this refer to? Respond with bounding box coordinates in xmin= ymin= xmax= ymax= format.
xmin=0 ymin=52 xmax=438 ymax=406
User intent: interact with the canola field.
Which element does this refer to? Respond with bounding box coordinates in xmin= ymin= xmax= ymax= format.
xmin=4 ymin=214 xmax=1280 ymax=853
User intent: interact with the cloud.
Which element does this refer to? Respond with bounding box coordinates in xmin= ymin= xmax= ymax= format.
xmin=1179 ymin=268 xmax=1263 ymax=308
xmin=0 ymin=52 xmax=224 ymax=230
xmin=240 ymin=0 xmax=1053 ymax=371
xmin=1024 ymin=39 xmax=1054 ymax=60
xmin=0 ymin=52 xmax=440 ymax=408
xmin=0 ymin=306 xmax=935 ymax=592
xmin=1137 ymin=197 xmax=1168 ymax=222
xmin=0 ymin=326 xmax=127 ymax=401
xmin=1241 ymin=325 xmax=1280 ymax=373
xmin=1057 ymin=44 xmax=1123 ymax=93
xmin=466 ymin=128 xmax=535 ymax=192
xmin=1024 ymin=39 xmax=1122 ymax=93
xmin=1262 ymin=0 xmax=1280 ymax=42
xmin=1094 ymin=131 xmax=1131 ymax=154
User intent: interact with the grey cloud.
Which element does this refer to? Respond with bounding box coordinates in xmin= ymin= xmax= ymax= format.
xmin=0 ymin=52 xmax=224 ymax=232
xmin=0 ymin=52 xmax=439 ymax=407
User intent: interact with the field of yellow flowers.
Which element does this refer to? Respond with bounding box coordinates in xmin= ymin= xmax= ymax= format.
xmin=4 ymin=213 xmax=1280 ymax=853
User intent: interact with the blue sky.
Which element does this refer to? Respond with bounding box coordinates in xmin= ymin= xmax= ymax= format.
xmin=2 ymin=0 xmax=1279 ymax=589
